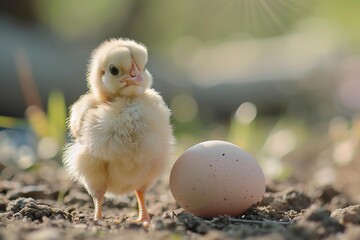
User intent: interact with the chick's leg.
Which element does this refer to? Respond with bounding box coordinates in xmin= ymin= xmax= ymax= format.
xmin=93 ymin=194 xmax=104 ymax=220
xmin=81 ymin=159 xmax=108 ymax=221
xmin=134 ymin=189 xmax=150 ymax=226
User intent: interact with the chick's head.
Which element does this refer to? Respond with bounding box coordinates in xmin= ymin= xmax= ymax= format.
xmin=88 ymin=38 xmax=153 ymax=100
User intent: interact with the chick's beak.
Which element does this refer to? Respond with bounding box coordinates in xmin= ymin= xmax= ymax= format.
xmin=121 ymin=60 xmax=143 ymax=86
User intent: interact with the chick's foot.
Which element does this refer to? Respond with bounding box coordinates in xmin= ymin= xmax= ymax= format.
xmin=128 ymin=189 xmax=151 ymax=227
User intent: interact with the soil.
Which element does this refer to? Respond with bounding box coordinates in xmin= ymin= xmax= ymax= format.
xmin=1 ymin=160 xmax=360 ymax=240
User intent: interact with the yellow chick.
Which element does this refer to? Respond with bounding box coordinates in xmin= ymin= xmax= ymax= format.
xmin=63 ymin=38 xmax=174 ymax=226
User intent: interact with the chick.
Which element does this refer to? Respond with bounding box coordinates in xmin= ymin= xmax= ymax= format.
xmin=63 ymin=38 xmax=174 ymax=226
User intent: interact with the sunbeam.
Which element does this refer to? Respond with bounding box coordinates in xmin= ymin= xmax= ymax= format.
xmin=234 ymin=0 xmax=310 ymax=36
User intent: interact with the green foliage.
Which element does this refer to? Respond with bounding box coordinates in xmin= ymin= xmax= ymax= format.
xmin=25 ymin=90 xmax=67 ymax=144
xmin=47 ymin=90 xmax=67 ymax=144
xmin=0 ymin=116 xmax=26 ymax=129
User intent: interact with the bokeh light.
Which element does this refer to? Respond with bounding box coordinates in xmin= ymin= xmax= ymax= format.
xmin=171 ymin=94 xmax=198 ymax=123
xmin=37 ymin=137 xmax=59 ymax=160
xmin=235 ymin=102 xmax=257 ymax=125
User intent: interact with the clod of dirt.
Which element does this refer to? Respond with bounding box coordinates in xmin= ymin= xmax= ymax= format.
xmin=312 ymin=185 xmax=340 ymax=203
xmin=331 ymin=205 xmax=360 ymax=225
xmin=261 ymin=188 xmax=312 ymax=212
xmin=176 ymin=212 xmax=209 ymax=234
xmin=297 ymin=206 xmax=345 ymax=239
xmin=6 ymin=185 xmax=58 ymax=200
xmin=310 ymin=185 xmax=353 ymax=210
xmin=7 ymin=197 xmax=71 ymax=222
xmin=0 ymin=198 xmax=7 ymax=212
xmin=6 ymin=197 xmax=36 ymax=212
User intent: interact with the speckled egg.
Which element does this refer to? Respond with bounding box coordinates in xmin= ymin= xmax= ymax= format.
xmin=169 ymin=140 xmax=265 ymax=217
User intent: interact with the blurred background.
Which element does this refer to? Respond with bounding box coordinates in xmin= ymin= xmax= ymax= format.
xmin=1 ymin=0 xmax=360 ymax=200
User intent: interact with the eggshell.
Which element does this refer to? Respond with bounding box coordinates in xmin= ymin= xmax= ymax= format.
xmin=170 ymin=140 xmax=265 ymax=217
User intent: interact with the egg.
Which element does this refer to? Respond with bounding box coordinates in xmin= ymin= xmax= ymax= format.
xmin=170 ymin=140 xmax=265 ymax=217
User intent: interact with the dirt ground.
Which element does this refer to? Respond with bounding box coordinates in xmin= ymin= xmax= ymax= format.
xmin=1 ymin=159 xmax=360 ymax=240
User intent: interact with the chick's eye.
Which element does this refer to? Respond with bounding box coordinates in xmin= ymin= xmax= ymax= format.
xmin=109 ymin=65 xmax=119 ymax=76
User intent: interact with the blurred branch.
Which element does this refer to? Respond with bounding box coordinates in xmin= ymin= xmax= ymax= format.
xmin=14 ymin=49 xmax=43 ymax=109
